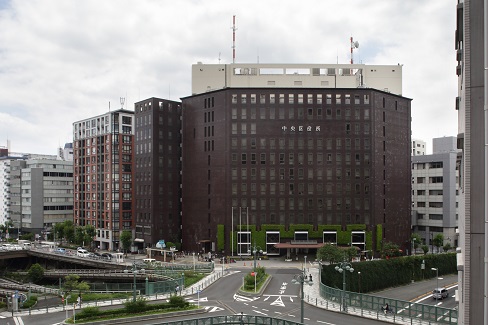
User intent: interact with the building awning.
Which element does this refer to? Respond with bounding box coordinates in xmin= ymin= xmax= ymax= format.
xmin=134 ymin=238 xmax=144 ymax=242
xmin=274 ymin=242 xmax=325 ymax=249
xmin=198 ymin=239 xmax=212 ymax=243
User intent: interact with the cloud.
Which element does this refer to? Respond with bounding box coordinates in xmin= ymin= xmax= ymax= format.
xmin=0 ymin=0 xmax=457 ymax=154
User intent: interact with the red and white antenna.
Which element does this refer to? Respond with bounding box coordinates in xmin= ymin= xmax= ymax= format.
xmin=232 ymin=15 xmax=237 ymax=63
xmin=350 ymin=36 xmax=359 ymax=64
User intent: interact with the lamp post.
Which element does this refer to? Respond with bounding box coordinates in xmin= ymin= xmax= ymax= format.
xmin=335 ymin=256 xmax=355 ymax=312
xmin=291 ymin=270 xmax=313 ymax=323
xmin=431 ymin=267 xmax=440 ymax=300
xmin=248 ymin=241 xmax=263 ymax=272
xmin=124 ymin=261 xmax=138 ymax=302
xmin=358 ymin=271 xmax=361 ymax=293
xmin=412 ymin=237 xmax=416 ymax=256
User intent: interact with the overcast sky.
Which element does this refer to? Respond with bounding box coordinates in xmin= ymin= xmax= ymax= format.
xmin=0 ymin=0 xmax=457 ymax=155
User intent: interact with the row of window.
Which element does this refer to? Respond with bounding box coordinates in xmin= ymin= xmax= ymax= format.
xmin=231 ymin=152 xmax=370 ymax=166
xmin=414 ymin=176 xmax=444 ymax=184
xmin=231 ymin=137 xmax=371 ymax=151
xmin=231 ymin=106 xmax=370 ymax=120
xmin=231 ymin=183 xmax=369 ymax=197
xmin=231 ymin=167 xmax=370 ymax=181
xmin=413 ymin=162 xmax=443 ymax=169
xmin=232 ymin=93 xmax=371 ymax=105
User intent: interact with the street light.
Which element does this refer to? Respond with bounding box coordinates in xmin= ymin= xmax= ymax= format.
xmin=335 ymin=256 xmax=355 ymax=312
xmin=124 ymin=261 xmax=139 ymax=302
xmin=291 ymin=270 xmax=313 ymax=323
xmin=358 ymin=271 xmax=361 ymax=293
xmin=431 ymin=267 xmax=441 ymax=300
xmin=412 ymin=237 xmax=416 ymax=256
xmin=248 ymin=241 xmax=263 ymax=272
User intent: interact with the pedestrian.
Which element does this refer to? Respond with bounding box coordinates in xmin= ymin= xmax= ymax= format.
xmin=77 ymin=294 xmax=82 ymax=307
xmin=175 ymin=285 xmax=179 ymax=294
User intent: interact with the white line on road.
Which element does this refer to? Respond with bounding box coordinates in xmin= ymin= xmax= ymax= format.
xmin=253 ymin=309 xmax=268 ymax=316
xmin=317 ymin=321 xmax=336 ymax=325
xmin=14 ymin=316 xmax=24 ymax=325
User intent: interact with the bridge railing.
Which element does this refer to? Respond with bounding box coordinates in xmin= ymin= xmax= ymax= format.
xmin=162 ymin=315 xmax=303 ymax=325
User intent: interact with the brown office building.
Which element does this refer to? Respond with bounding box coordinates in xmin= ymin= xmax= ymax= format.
xmin=133 ymin=98 xmax=182 ymax=249
xmin=182 ymin=88 xmax=412 ymax=256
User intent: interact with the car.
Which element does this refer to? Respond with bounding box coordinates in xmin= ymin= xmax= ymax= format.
xmin=432 ymin=288 xmax=448 ymax=300
xmin=55 ymin=248 xmax=66 ymax=254
xmin=77 ymin=249 xmax=90 ymax=258
xmin=101 ymin=253 xmax=112 ymax=260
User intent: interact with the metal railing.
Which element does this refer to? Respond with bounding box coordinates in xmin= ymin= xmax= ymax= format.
xmin=161 ymin=315 xmax=304 ymax=325
xmin=319 ymin=282 xmax=457 ymax=324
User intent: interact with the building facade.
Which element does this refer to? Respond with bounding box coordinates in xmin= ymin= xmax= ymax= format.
xmin=133 ymin=98 xmax=182 ymax=249
xmin=181 ymin=87 xmax=412 ymax=255
xmin=73 ymin=109 xmax=135 ymax=251
xmin=455 ymin=0 xmax=487 ymax=324
xmin=9 ymin=159 xmax=73 ymax=235
xmin=411 ymin=137 xmax=460 ymax=252
xmin=411 ymin=138 xmax=426 ymax=156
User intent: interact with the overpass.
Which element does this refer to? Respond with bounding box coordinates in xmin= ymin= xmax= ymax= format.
xmin=0 ymin=248 xmax=126 ymax=270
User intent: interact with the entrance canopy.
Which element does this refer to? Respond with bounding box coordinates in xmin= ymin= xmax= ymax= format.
xmin=274 ymin=242 xmax=325 ymax=249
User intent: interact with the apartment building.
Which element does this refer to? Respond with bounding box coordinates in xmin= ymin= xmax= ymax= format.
xmin=72 ymin=109 xmax=135 ymax=251
xmin=411 ymin=137 xmax=460 ymax=251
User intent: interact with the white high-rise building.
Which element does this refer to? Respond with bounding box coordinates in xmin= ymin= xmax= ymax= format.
xmin=411 ymin=137 xmax=460 ymax=252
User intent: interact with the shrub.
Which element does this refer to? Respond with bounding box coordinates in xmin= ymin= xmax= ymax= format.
xmin=21 ymin=295 xmax=37 ymax=309
xmin=78 ymin=306 xmax=101 ymax=318
xmin=123 ymin=297 xmax=148 ymax=313
xmin=168 ymin=295 xmax=189 ymax=308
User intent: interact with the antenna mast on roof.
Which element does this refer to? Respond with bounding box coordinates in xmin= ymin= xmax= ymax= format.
xmin=350 ymin=36 xmax=359 ymax=64
xmin=232 ymin=15 xmax=237 ymax=63
xmin=120 ymin=97 xmax=125 ymax=109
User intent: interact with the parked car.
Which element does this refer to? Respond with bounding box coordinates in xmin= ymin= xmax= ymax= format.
xmin=77 ymin=249 xmax=89 ymax=258
xmin=55 ymin=248 xmax=66 ymax=254
xmin=432 ymin=288 xmax=449 ymax=300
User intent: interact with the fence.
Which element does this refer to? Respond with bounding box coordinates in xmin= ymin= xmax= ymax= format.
xmin=319 ymin=282 xmax=457 ymax=324
xmin=162 ymin=315 xmax=303 ymax=325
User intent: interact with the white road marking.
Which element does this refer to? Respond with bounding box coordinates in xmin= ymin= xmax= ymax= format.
xmin=253 ymin=309 xmax=268 ymax=316
xmin=317 ymin=321 xmax=336 ymax=325
xmin=205 ymin=306 xmax=224 ymax=312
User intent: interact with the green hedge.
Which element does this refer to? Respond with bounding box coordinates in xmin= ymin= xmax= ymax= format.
xmin=223 ymin=223 xmax=374 ymax=254
xmin=321 ymin=253 xmax=456 ymax=293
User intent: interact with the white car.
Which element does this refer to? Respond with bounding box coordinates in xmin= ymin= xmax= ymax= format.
xmin=77 ymin=249 xmax=89 ymax=257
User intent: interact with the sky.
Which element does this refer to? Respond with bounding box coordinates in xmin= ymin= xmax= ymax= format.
xmin=0 ymin=0 xmax=458 ymax=155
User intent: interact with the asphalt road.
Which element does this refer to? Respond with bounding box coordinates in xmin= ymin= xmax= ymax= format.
xmin=0 ymin=258 xmax=458 ymax=325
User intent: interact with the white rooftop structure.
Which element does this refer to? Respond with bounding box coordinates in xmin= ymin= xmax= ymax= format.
xmin=192 ymin=63 xmax=403 ymax=96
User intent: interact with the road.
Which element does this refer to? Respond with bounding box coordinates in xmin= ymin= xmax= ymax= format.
xmin=0 ymin=260 xmax=458 ymax=325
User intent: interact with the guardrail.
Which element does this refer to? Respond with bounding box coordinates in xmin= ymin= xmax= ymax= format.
xmin=319 ymin=282 xmax=457 ymax=324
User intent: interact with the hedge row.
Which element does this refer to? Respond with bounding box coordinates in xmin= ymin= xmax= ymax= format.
xmin=321 ymin=253 xmax=456 ymax=293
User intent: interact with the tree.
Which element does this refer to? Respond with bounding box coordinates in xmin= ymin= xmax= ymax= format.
xmin=443 ymin=242 xmax=452 ymax=252
xmin=75 ymin=227 xmax=85 ymax=246
xmin=54 ymin=223 xmax=65 ymax=244
xmin=421 ymin=245 xmax=429 ymax=254
xmin=62 ymin=274 xmax=90 ymax=297
xmin=28 ymin=263 xmax=44 ymax=283
xmin=381 ymin=241 xmax=402 ymax=258
xmin=84 ymin=225 xmax=96 ymax=249
xmin=317 ymin=244 xmax=342 ymax=264
xmin=410 ymin=233 xmax=422 ymax=252
xmin=64 ymin=223 xmax=75 ymax=244
xmin=120 ymin=230 xmax=132 ymax=255
xmin=433 ymin=234 xmax=444 ymax=253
